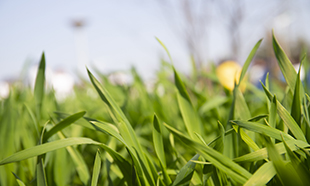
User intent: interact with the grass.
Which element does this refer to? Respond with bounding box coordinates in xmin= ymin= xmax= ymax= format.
xmin=1 ymin=31 xmax=310 ymax=185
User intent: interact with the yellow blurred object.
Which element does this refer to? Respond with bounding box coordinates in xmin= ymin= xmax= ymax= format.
xmin=216 ymin=61 xmax=246 ymax=91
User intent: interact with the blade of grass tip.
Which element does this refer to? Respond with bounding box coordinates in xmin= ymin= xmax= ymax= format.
xmin=174 ymin=68 xmax=202 ymax=139
xmin=261 ymin=82 xmax=307 ymax=142
xmin=265 ymin=73 xmax=271 ymax=109
xmin=91 ymin=150 xmax=102 ymax=186
xmin=269 ymin=95 xmax=277 ymax=129
xmin=156 ymin=37 xmax=173 ymax=64
xmin=12 ymin=172 xmax=26 ymax=186
xmin=265 ymin=135 xmax=304 ymax=186
xmin=152 ymin=115 xmax=171 ymax=185
xmin=34 ymin=52 xmax=46 ymax=122
xmin=244 ymin=161 xmax=276 ymax=186
xmin=291 ymin=59 xmax=303 ymax=125
xmin=282 ymin=135 xmax=310 ymax=185
xmin=172 ymin=154 xmax=199 ymax=186
xmin=238 ymin=39 xmax=263 ymax=84
xmin=272 ymin=30 xmax=297 ymax=92
xmin=44 ymin=111 xmax=86 ymax=141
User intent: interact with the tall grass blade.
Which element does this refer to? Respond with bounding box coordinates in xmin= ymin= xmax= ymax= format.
xmin=238 ymin=39 xmax=263 ymax=84
xmin=34 ymin=52 xmax=46 ymax=121
xmin=91 ymin=150 xmax=102 ymax=186
xmin=152 ymin=115 xmax=171 ymax=185
xmin=272 ymin=30 xmax=297 ymax=92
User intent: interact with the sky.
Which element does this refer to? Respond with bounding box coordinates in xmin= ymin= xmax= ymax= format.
xmin=1 ymin=0 xmax=310 ymax=81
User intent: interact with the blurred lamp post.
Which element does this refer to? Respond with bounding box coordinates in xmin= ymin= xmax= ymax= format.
xmin=71 ymin=19 xmax=90 ymax=76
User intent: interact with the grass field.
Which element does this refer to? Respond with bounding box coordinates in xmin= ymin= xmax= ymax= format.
xmin=1 ymin=32 xmax=310 ymax=186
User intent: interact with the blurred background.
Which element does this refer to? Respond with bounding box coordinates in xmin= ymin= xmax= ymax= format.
xmin=0 ymin=0 xmax=310 ymax=86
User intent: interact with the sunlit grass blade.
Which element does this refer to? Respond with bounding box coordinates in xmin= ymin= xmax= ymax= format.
xmin=164 ymin=123 xmax=252 ymax=184
xmin=238 ymin=39 xmax=263 ymax=84
xmin=91 ymin=150 xmax=101 ymax=186
xmin=0 ymin=137 xmax=101 ymax=166
xmin=244 ymin=161 xmax=276 ymax=186
xmin=272 ymin=30 xmax=297 ymax=92
xmin=234 ymin=139 xmax=309 ymax=163
xmin=156 ymin=37 xmax=173 ymax=64
xmin=34 ymin=52 xmax=46 ymax=121
xmin=174 ymin=68 xmax=191 ymax=103
xmin=172 ymin=154 xmax=199 ymax=186
xmin=44 ymin=111 xmax=86 ymax=141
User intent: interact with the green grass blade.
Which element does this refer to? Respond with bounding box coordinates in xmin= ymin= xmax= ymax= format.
xmin=164 ymin=123 xmax=252 ymax=184
xmin=231 ymin=120 xmax=295 ymax=141
xmin=12 ymin=172 xmax=26 ymax=186
xmin=156 ymin=37 xmax=173 ymax=64
xmin=265 ymin=136 xmax=304 ymax=186
xmin=177 ymin=93 xmax=202 ymax=139
xmin=44 ymin=111 xmax=86 ymax=141
xmin=152 ymin=115 xmax=171 ymax=185
xmin=269 ymin=96 xmax=277 ymax=128
xmin=91 ymin=150 xmax=102 ymax=186
xmin=37 ymin=157 xmax=48 ymax=186
xmin=0 ymin=137 xmax=101 ymax=165
xmin=174 ymin=68 xmax=191 ymax=103
xmin=152 ymin=115 xmax=166 ymax=166
xmin=238 ymin=39 xmax=263 ymax=84
xmin=261 ymin=83 xmax=307 ymax=142
xmin=282 ymin=137 xmax=310 ymax=185
xmin=244 ymin=161 xmax=276 ymax=186
xmin=234 ymin=139 xmax=309 ymax=163
xmin=291 ymin=61 xmax=303 ymax=126
xmin=87 ymin=68 xmax=155 ymax=185
xmin=172 ymin=154 xmax=199 ymax=186
xmin=272 ymin=30 xmax=297 ymax=92
xmin=34 ymin=52 xmax=46 ymax=121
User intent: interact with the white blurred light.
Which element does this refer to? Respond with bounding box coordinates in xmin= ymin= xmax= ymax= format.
xmin=52 ymin=70 xmax=75 ymax=101
xmin=293 ymin=63 xmax=305 ymax=80
xmin=0 ymin=81 xmax=9 ymax=99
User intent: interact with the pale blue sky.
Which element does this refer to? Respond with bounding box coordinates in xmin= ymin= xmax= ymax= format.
xmin=0 ymin=0 xmax=309 ymax=81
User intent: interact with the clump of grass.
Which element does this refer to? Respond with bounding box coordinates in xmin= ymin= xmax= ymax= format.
xmin=1 ymin=31 xmax=310 ymax=185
